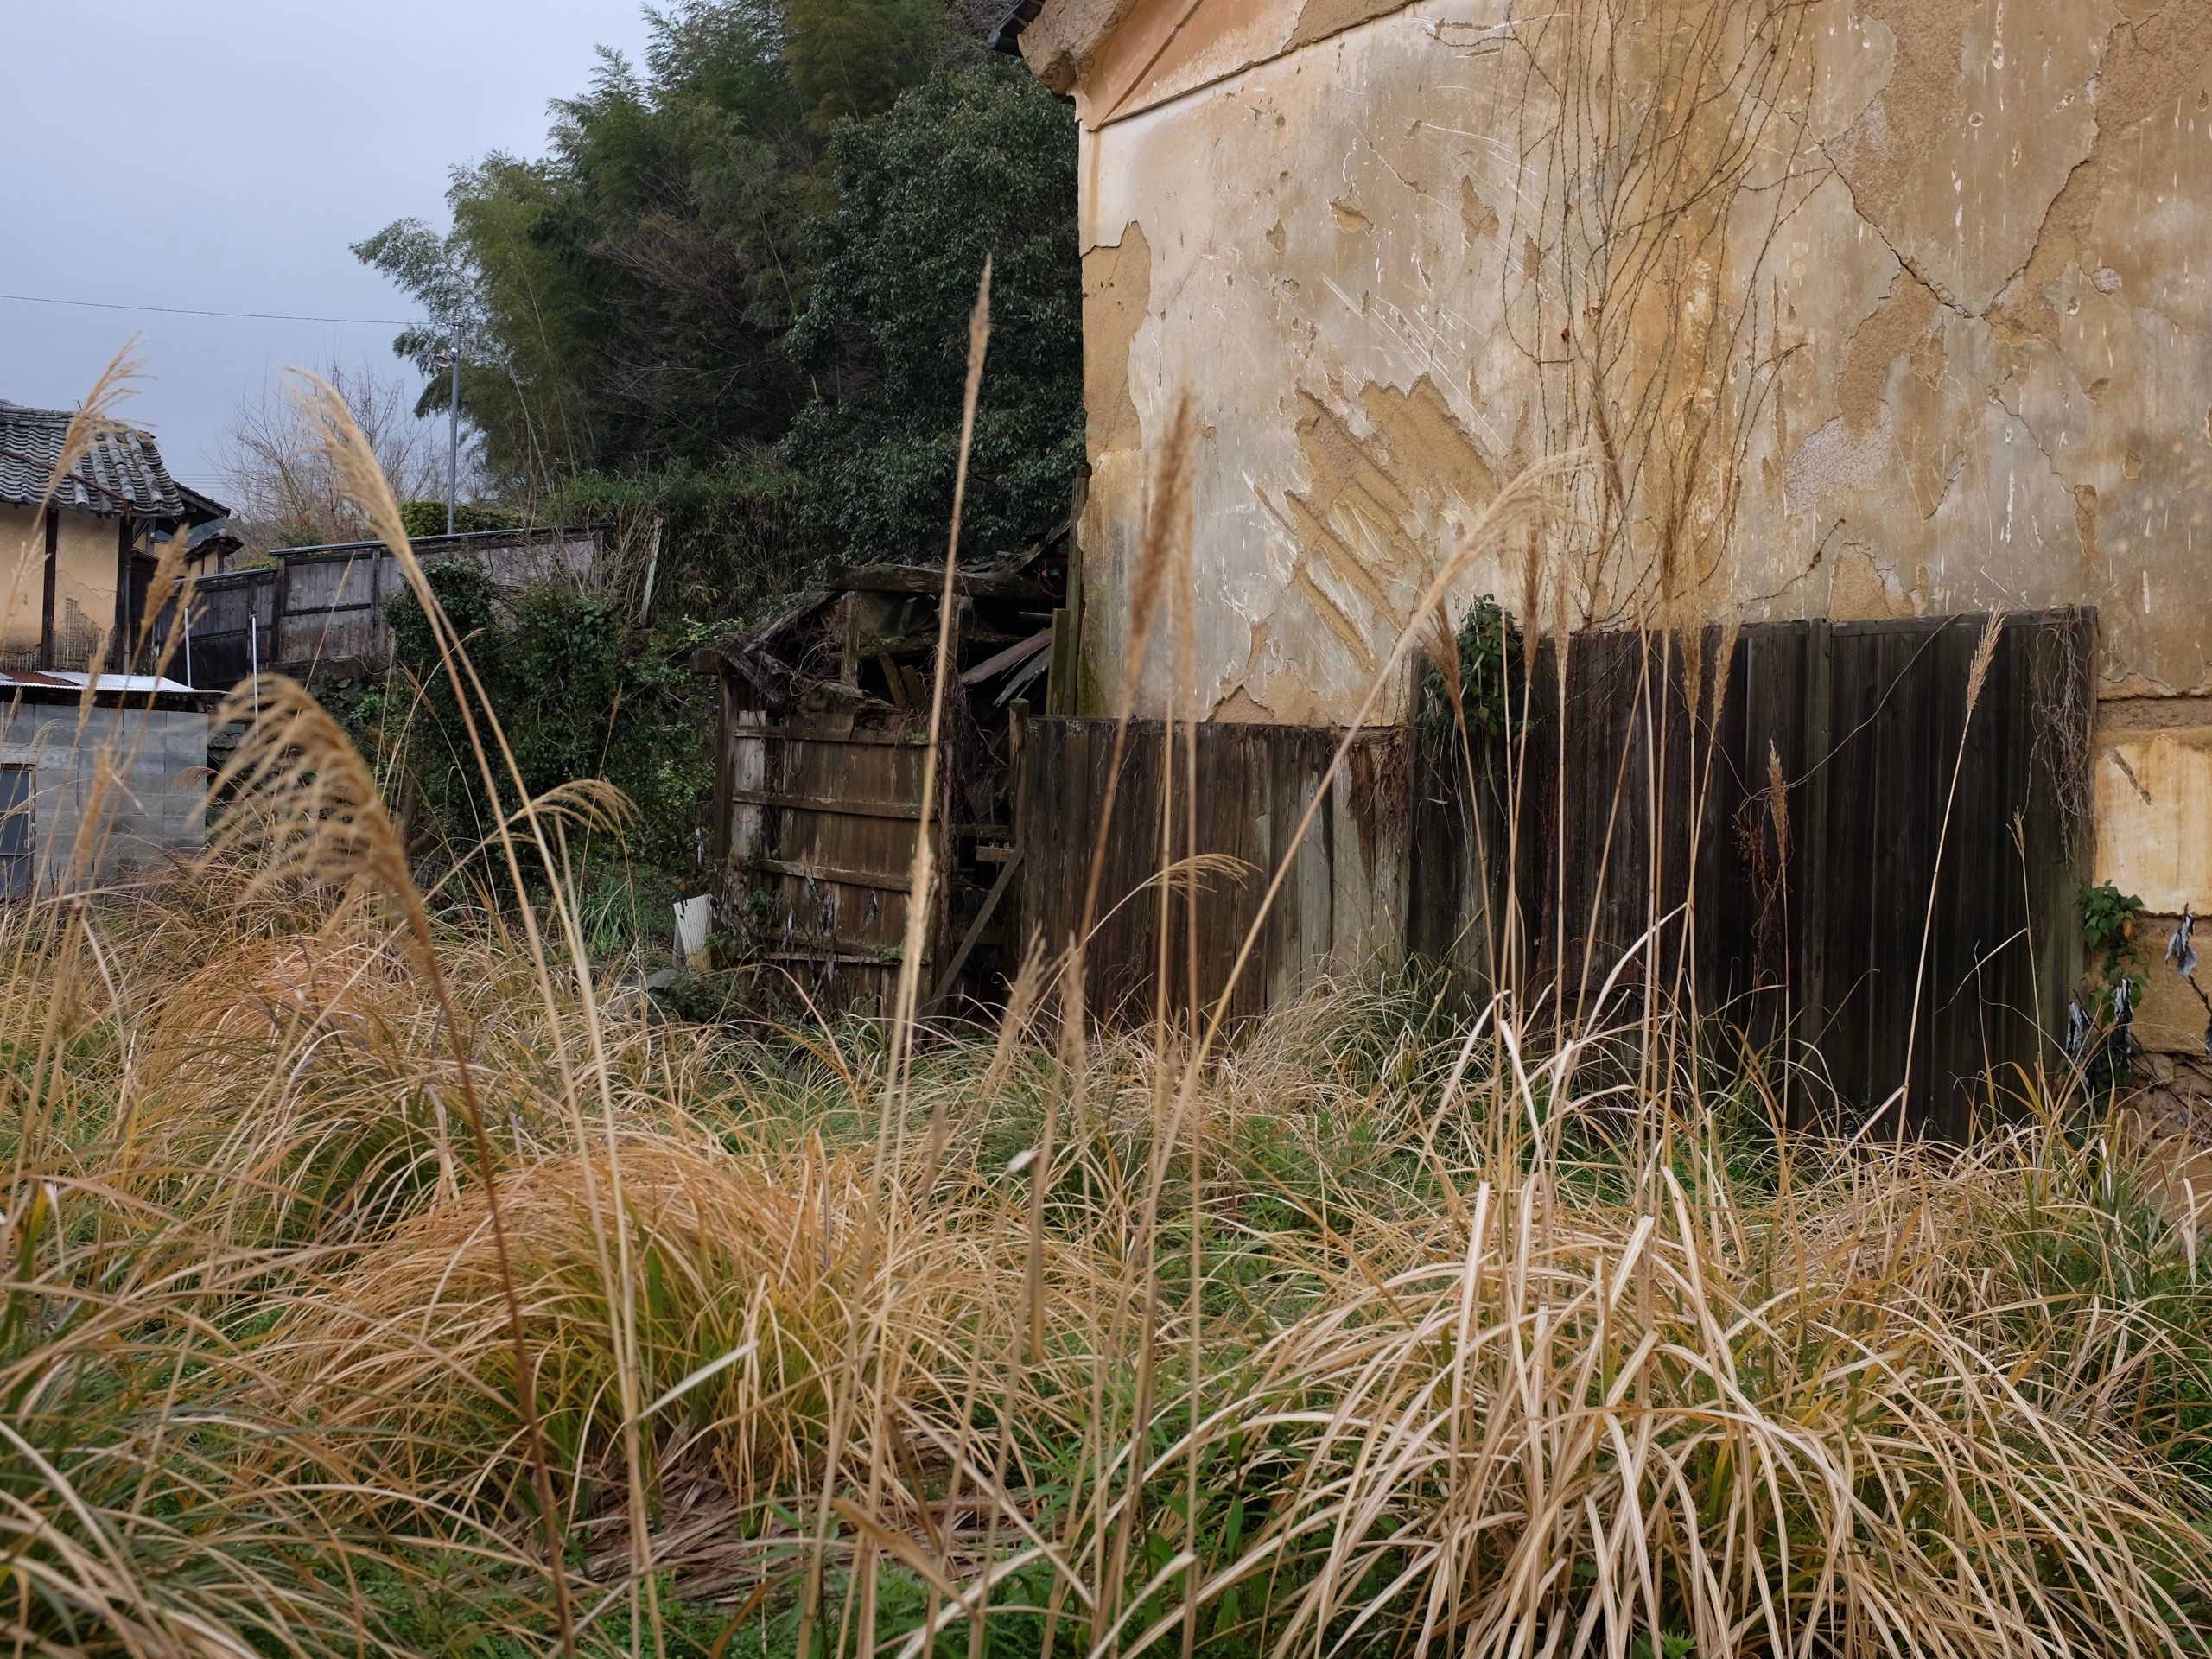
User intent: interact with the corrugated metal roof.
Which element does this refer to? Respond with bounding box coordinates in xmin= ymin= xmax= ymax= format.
xmin=0 ymin=668 xmax=206 ymax=701
xmin=0 ymin=399 xmax=188 ymax=518
xmin=35 ymin=670 xmax=200 ymax=695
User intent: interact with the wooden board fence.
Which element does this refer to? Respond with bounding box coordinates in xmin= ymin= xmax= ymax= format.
xmin=1021 ymin=609 xmax=2094 ymax=1134
xmin=1015 ymin=720 xmax=1408 ymax=1027
xmin=183 ymin=528 xmax=599 ymax=690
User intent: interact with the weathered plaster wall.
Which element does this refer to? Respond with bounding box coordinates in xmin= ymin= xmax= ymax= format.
xmin=0 ymin=501 xmax=130 ymax=666
xmin=0 ymin=505 xmax=48 ymax=654
xmin=1047 ymin=0 xmax=2212 ymax=992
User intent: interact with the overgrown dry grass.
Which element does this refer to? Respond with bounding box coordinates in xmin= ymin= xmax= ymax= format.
xmin=4 ymin=366 xmax=2210 ymax=1659
xmin=6 ymin=861 xmax=2212 ymax=1656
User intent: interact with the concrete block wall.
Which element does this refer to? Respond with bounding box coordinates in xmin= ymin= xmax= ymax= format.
xmin=0 ymin=702 xmax=208 ymax=891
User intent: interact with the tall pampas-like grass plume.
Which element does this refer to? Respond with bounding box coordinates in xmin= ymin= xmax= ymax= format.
xmin=3 ymin=305 xmax=2209 ymax=1659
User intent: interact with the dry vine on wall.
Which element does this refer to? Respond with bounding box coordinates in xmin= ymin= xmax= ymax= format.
xmin=1500 ymin=0 xmax=1823 ymax=637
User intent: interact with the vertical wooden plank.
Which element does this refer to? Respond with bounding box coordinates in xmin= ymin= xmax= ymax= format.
xmin=1866 ymin=625 xmax=1918 ymax=1124
xmin=1669 ymin=628 xmax=1706 ymax=1002
xmin=2019 ymin=610 xmax=2094 ymax=1085
xmin=1879 ymin=621 xmax=1952 ymax=1129
xmin=1751 ymin=623 xmax=1806 ymax=1050
xmin=1921 ymin=617 xmax=1977 ymax=1134
xmin=1866 ymin=625 xmax=1918 ymax=1122
xmin=1819 ymin=623 xmax=1875 ymax=1116
xmin=1051 ymin=721 xmax=1077 ymax=971
xmin=1233 ymin=723 xmax=1267 ymax=1024
xmin=1513 ymin=638 xmax=1562 ymax=1010
xmin=1198 ymin=721 xmax=1229 ymax=1020
xmin=1708 ymin=623 xmax=1776 ymax=1033
xmin=1262 ymin=727 xmax=1295 ymax=1022
xmin=1793 ymin=620 xmax=1834 ymax=1124
xmin=1606 ymin=630 xmax=1655 ymax=995
xmin=1131 ymin=717 xmax=1168 ymax=1020
xmin=38 ymin=505 xmax=57 ymax=670
xmin=1993 ymin=617 xmax=2046 ymax=1113
xmin=2052 ymin=612 xmax=2096 ymax=1034
xmin=1057 ymin=721 xmax=1084 ymax=969
xmin=1297 ymin=736 xmax=1332 ymax=1004
xmin=1253 ymin=729 xmax=1287 ymax=1016
xmin=711 ymin=670 xmax=733 ymax=899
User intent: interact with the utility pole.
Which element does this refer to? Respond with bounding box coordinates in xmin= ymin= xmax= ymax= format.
xmin=435 ymin=340 xmax=460 ymax=535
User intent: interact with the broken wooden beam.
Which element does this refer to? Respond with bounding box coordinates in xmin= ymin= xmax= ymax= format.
xmin=960 ymin=626 xmax=1052 ymax=686
xmin=829 ymin=563 xmax=1056 ymax=602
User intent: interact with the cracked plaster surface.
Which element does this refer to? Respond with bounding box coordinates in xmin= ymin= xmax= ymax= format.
xmin=1058 ymin=0 xmax=2212 ymax=731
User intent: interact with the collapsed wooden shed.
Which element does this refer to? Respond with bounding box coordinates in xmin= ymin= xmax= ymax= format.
xmin=696 ymin=524 xmax=1070 ymax=1015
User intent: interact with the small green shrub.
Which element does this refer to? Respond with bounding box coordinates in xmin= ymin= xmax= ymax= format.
xmin=1418 ymin=594 xmax=1521 ymax=742
xmin=2075 ymin=880 xmax=2147 ymax=1095
xmin=398 ymin=499 xmax=529 ymax=538
xmin=351 ymin=565 xmax=715 ymax=920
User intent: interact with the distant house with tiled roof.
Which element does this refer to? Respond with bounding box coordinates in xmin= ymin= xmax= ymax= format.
xmin=0 ymin=399 xmax=227 ymax=673
xmin=0 ymin=400 xmax=218 ymax=894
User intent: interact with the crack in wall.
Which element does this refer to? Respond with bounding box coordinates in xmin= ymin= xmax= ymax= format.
xmin=1071 ymin=0 xmax=2212 ymax=716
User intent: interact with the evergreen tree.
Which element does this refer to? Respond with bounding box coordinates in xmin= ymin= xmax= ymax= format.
xmin=782 ymin=60 xmax=1082 ymax=561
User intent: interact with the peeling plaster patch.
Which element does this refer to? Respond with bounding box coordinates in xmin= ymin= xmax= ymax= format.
xmin=1287 ymin=392 xmax=1408 ymax=575
xmin=1807 ymin=1 xmax=1897 ymax=141
xmin=1283 ymin=377 xmax=1496 ymax=589
xmin=1292 ymin=562 xmax=1377 ymax=668
xmin=2073 ymin=483 xmax=2101 ymax=575
xmin=1458 ymin=176 xmax=1499 ymax=240
xmin=1827 ymin=543 xmax=1913 ymax=619
xmin=1229 ymin=615 xmax=1340 ymax=725
xmin=1993 ymin=1 xmax=2212 ymax=349
xmin=1827 ymin=0 xmax=2109 ymax=309
xmin=1332 ymin=196 xmax=1372 ymax=232
xmin=1263 ymin=374 xmax=1505 ymax=680
xmin=1214 ymin=683 xmax=1277 ymax=719
xmin=1211 ymin=617 xmax=1280 ymax=721
xmin=1786 ymin=405 xmax=1897 ymax=509
xmin=1083 ymin=221 xmax=1153 ymax=455
xmin=1836 ymin=266 xmax=1943 ymax=432
xmin=1356 ymin=376 xmax=1497 ymax=531
xmin=1285 ymin=0 xmax=1409 ymax=53
xmin=2094 ymin=731 xmax=2212 ymax=912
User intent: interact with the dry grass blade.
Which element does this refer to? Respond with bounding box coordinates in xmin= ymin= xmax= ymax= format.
xmin=801 ymin=257 xmax=995 ymax=1659
xmin=207 ymin=376 xmax=586 ymax=1652
xmin=8 ymin=842 xmax=2212 ymax=1657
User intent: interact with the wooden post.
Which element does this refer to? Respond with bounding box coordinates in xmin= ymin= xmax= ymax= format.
xmin=1064 ymin=467 xmax=1086 ymax=714
xmin=1007 ymin=700 xmax=1028 ymax=842
xmin=1046 ymin=608 xmax=1074 ymax=715
xmin=271 ymin=553 xmax=293 ymax=674
xmin=112 ymin=515 xmax=134 ymax=672
xmin=38 ymin=505 xmax=56 ymax=669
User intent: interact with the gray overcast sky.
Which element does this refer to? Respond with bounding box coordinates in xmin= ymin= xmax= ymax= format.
xmin=0 ymin=0 xmax=657 ymax=498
